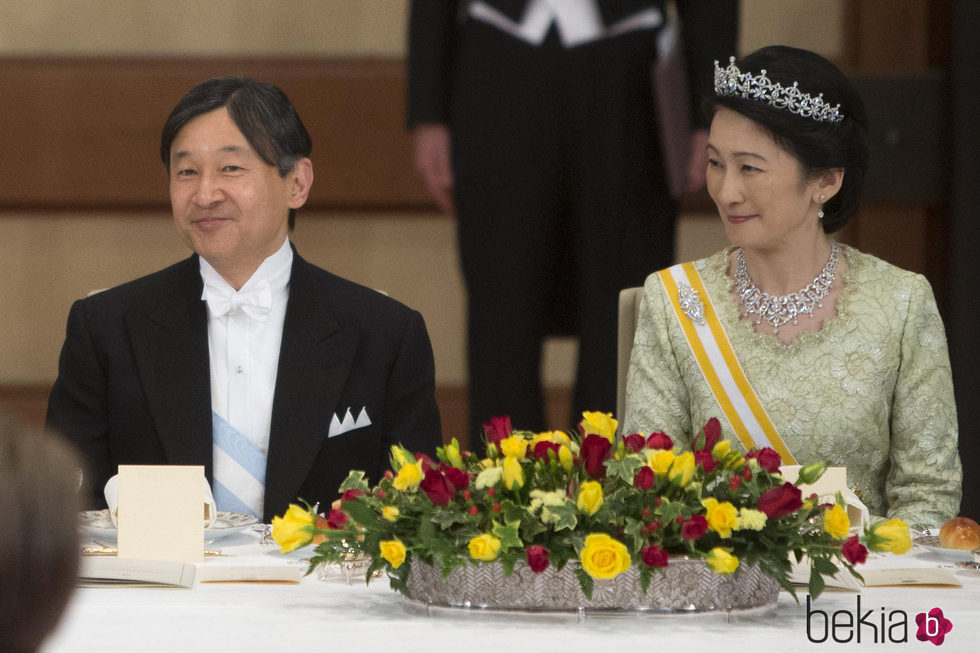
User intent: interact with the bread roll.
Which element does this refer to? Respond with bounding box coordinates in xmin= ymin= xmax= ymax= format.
xmin=939 ymin=516 xmax=980 ymax=550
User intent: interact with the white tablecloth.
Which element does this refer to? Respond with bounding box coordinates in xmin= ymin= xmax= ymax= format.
xmin=44 ymin=532 xmax=980 ymax=653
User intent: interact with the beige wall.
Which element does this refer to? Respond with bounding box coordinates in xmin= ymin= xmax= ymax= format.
xmin=0 ymin=0 xmax=841 ymax=386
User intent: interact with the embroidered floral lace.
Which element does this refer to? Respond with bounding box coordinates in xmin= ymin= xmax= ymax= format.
xmin=624 ymin=246 xmax=961 ymax=528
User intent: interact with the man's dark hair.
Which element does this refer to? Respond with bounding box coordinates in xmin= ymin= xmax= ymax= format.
xmin=160 ymin=76 xmax=313 ymax=229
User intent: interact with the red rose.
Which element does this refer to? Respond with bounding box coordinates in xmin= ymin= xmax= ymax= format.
xmin=326 ymin=508 xmax=350 ymax=529
xmin=482 ymin=416 xmax=512 ymax=444
xmin=580 ymin=433 xmax=612 ymax=479
xmin=742 ymin=466 xmax=753 ymax=480
xmin=696 ymin=418 xmax=722 ymax=451
xmin=623 ymin=433 xmax=646 ymax=453
xmin=681 ymin=514 xmax=708 ymax=541
xmin=416 ymin=453 xmax=438 ymax=473
xmin=419 ymin=467 xmax=455 ymax=506
xmin=842 ymin=535 xmax=868 ymax=565
xmin=532 ymin=440 xmax=562 ymax=460
xmin=525 ymin=545 xmax=550 ymax=573
xmin=694 ymin=449 xmax=717 ymax=472
xmin=641 ymin=545 xmax=669 ymax=568
xmin=646 ymin=432 xmax=673 ymax=450
xmin=341 ymin=489 xmax=365 ymax=502
xmin=757 ymin=482 xmax=803 ymax=518
xmin=746 ymin=447 xmax=782 ymax=473
xmin=729 ymin=476 xmax=742 ymax=490
xmin=443 ymin=466 xmax=470 ymax=491
xmin=634 ymin=466 xmax=655 ymax=490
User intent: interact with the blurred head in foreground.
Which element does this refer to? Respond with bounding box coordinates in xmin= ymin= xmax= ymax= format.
xmin=0 ymin=413 xmax=84 ymax=653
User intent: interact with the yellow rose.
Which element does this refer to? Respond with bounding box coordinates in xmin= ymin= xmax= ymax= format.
xmin=444 ymin=440 xmax=463 ymax=469
xmin=382 ymin=506 xmax=400 ymax=522
xmin=736 ymin=508 xmax=767 ymax=531
xmin=499 ymin=435 xmax=528 ymax=459
xmin=580 ymin=411 xmax=618 ymax=443
xmin=502 ymin=455 xmax=525 ymax=490
xmin=823 ymin=504 xmax=850 ymax=539
xmin=468 ymin=533 xmax=502 ymax=561
xmin=647 ymin=449 xmax=675 ymax=476
xmin=702 ymin=497 xmax=738 ymax=538
xmin=532 ymin=430 xmax=571 ymax=447
xmin=868 ymin=518 xmax=912 ymax=555
xmin=379 ymin=539 xmax=407 ymax=568
xmin=580 ymin=533 xmax=631 ymax=580
xmin=392 ymin=460 xmax=423 ymax=491
xmin=711 ymin=440 xmax=732 ymax=460
xmin=271 ymin=504 xmax=314 ymax=553
xmin=668 ymin=451 xmax=696 ymax=486
xmin=705 ymin=547 xmax=739 ymax=575
xmin=390 ymin=444 xmax=413 ymax=469
xmin=558 ymin=445 xmax=574 ymax=472
xmin=576 ymin=481 xmax=604 ymax=515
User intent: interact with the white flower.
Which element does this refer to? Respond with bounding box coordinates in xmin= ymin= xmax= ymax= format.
xmin=474 ymin=466 xmax=502 ymax=490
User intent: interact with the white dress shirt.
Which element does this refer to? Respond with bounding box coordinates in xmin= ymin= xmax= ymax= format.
xmin=470 ymin=0 xmax=663 ymax=47
xmin=200 ymin=238 xmax=292 ymax=458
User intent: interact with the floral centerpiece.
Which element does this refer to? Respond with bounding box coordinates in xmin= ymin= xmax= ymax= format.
xmin=272 ymin=413 xmax=910 ymax=606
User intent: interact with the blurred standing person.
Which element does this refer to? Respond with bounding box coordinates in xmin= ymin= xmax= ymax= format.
xmin=409 ymin=0 xmax=738 ymax=441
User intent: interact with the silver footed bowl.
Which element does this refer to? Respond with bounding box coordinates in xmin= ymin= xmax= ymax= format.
xmin=404 ymin=557 xmax=779 ymax=613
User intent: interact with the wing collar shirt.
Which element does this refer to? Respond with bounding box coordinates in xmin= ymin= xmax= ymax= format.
xmin=469 ymin=0 xmax=663 ymax=47
xmin=200 ymin=238 xmax=292 ymax=467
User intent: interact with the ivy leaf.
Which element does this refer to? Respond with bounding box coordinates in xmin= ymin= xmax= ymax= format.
xmin=808 ymin=565 xmax=826 ymax=599
xmin=546 ymin=501 xmax=579 ymax=532
xmin=431 ymin=507 xmax=469 ymax=530
xmin=338 ymin=470 xmax=370 ymax=493
xmin=604 ymin=456 xmax=646 ymax=484
xmin=492 ymin=520 xmax=523 ymax=551
xmin=575 ymin=565 xmax=595 ymax=599
xmin=342 ymin=497 xmax=382 ymax=530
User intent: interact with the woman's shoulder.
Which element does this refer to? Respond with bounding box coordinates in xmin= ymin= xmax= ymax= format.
xmin=845 ymin=246 xmax=929 ymax=285
xmin=642 ymin=249 xmax=732 ymax=290
xmin=843 ymin=245 xmax=935 ymax=300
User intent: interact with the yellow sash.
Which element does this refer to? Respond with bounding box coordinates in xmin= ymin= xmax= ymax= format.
xmin=658 ymin=262 xmax=797 ymax=464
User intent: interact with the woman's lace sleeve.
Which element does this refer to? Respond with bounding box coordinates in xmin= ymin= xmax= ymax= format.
xmin=623 ymin=275 xmax=693 ymax=445
xmin=887 ymin=274 xmax=962 ymax=528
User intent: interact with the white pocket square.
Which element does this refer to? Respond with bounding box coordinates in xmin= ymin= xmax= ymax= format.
xmin=329 ymin=406 xmax=372 ymax=438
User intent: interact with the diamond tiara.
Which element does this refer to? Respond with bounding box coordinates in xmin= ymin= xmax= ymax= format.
xmin=713 ymin=56 xmax=844 ymax=123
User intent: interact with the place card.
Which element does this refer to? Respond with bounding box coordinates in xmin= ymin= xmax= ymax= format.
xmin=116 ymin=465 xmax=204 ymax=563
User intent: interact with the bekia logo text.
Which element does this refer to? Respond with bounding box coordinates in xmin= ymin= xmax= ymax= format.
xmin=806 ymin=596 xmax=953 ymax=645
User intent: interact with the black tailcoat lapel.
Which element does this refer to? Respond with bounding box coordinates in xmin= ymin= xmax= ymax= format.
xmin=264 ymin=255 xmax=357 ymax=520
xmin=125 ymin=256 xmax=214 ymax=480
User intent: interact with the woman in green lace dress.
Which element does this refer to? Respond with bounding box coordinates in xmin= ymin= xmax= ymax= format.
xmin=623 ymin=46 xmax=961 ymax=529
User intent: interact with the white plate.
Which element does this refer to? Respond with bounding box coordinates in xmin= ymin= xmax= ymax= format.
xmin=913 ymin=535 xmax=979 ymax=562
xmin=79 ymin=509 xmax=258 ymax=542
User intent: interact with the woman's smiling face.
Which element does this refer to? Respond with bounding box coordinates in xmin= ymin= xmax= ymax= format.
xmin=705 ymin=107 xmax=826 ymax=254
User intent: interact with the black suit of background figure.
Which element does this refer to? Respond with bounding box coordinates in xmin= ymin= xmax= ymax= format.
xmin=408 ymin=0 xmax=738 ymax=443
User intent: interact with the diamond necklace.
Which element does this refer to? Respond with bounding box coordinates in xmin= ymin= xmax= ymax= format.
xmin=734 ymin=242 xmax=839 ymax=332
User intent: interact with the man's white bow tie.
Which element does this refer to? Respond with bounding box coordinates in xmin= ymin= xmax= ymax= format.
xmin=204 ymin=278 xmax=273 ymax=321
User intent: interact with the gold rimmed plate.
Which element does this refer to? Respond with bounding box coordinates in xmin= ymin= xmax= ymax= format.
xmin=79 ymin=509 xmax=257 ymax=543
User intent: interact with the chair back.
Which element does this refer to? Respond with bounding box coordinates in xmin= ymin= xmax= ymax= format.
xmin=616 ymin=287 xmax=645 ymax=422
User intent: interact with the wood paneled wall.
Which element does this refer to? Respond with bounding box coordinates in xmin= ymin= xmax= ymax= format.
xmin=0 ymin=57 xmax=429 ymax=211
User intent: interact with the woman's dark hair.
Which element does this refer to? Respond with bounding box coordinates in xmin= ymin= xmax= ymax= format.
xmin=705 ymin=46 xmax=869 ymax=233
xmin=0 ymin=413 xmax=84 ymax=653
xmin=160 ymin=76 xmax=313 ymax=229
